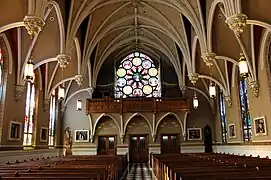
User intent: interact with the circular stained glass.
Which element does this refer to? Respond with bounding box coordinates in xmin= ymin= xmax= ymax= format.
xmin=133 ymin=89 xmax=143 ymax=96
xmin=143 ymin=85 xmax=152 ymax=95
xmin=148 ymin=68 xmax=158 ymax=76
xmin=123 ymin=60 xmax=132 ymax=69
xmin=133 ymin=73 xmax=142 ymax=82
xmin=117 ymin=78 xmax=126 ymax=87
xmin=142 ymin=60 xmax=152 ymax=69
xmin=123 ymin=86 xmax=132 ymax=95
xmin=149 ymin=77 xmax=158 ymax=86
xmin=117 ymin=68 xmax=126 ymax=77
xmin=115 ymin=52 xmax=161 ymax=98
xmin=133 ymin=57 xmax=141 ymax=66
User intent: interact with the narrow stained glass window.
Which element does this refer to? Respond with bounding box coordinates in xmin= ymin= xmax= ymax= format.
xmin=0 ymin=48 xmax=3 ymax=85
xmin=48 ymin=90 xmax=57 ymax=146
xmin=24 ymin=82 xmax=35 ymax=146
xmin=115 ymin=52 xmax=161 ymax=98
xmin=218 ymin=91 xmax=227 ymax=143
xmin=239 ymin=79 xmax=251 ymax=141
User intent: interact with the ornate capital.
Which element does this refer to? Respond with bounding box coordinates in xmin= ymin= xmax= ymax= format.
xmin=75 ymin=74 xmax=84 ymax=86
xmin=225 ymin=96 xmax=232 ymax=107
xmin=201 ymin=52 xmax=216 ymax=67
xmin=225 ymin=14 xmax=247 ymax=37
xmin=248 ymin=81 xmax=260 ymax=97
xmin=43 ymin=98 xmax=50 ymax=112
xmin=61 ymin=106 xmax=67 ymax=112
xmin=120 ymin=134 xmax=125 ymax=144
xmin=23 ymin=15 xmax=45 ymax=37
xmin=188 ymin=73 xmax=199 ymax=84
xmin=57 ymin=54 xmax=70 ymax=69
xmin=14 ymin=85 xmax=26 ymax=102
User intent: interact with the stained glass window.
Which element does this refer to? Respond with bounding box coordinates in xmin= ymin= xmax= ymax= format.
xmin=24 ymin=82 xmax=35 ymax=146
xmin=239 ymin=79 xmax=251 ymax=141
xmin=115 ymin=52 xmax=161 ymax=98
xmin=218 ymin=91 xmax=227 ymax=143
xmin=49 ymin=90 xmax=57 ymax=146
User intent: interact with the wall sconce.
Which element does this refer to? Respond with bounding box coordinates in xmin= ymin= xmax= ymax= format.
xmin=77 ymin=99 xmax=82 ymax=111
xmin=58 ymin=85 xmax=65 ymax=100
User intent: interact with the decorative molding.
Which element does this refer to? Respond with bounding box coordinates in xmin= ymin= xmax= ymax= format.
xmin=74 ymin=74 xmax=84 ymax=86
xmin=14 ymin=85 xmax=25 ymax=102
xmin=248 ymin=81 xmax=260 ymax=97
xmin=57 ymin=54 xmax=70 ymax=68
xmin=225 ymin=13 xmax=247 ymax=37
xmin=201 ymin=52 xmax=216 ymax=66
xmin=225 ymin=96 xmax=232 ymax=107
xmin=188 ymin=73 xmax=199 ymax=84
xmin=23 ymin=15 xmax=45 ymax=37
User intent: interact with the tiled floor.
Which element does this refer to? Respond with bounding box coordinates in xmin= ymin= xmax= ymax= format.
xmin=121 ymin=163 xmax=156 ymax=180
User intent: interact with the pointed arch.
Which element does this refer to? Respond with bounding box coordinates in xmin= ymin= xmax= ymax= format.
xmin=124 ymin=113 xmax=152 ymax=135
xmin=155 ymin=112 xmax=183 ymax=135
xmin=93 ymin=113 xmax=121 ymax=136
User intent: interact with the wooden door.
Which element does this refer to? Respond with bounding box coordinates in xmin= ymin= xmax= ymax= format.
xmin=129 ymin=135 xmax=148 ymax=163
xmin=161 ymin=134 xmax=180 ymax=154
xmin=97 ymin=136 xmax=116 ymax=155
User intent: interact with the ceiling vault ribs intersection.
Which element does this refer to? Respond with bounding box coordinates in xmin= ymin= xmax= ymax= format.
xmin=2 ymin=0 xmax=270 ymax=106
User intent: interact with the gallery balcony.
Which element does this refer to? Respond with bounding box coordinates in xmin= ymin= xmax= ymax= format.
xmin=86 ymin=97 xmax=189 ymax=114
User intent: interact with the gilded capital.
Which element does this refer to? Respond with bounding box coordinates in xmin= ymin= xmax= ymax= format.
xmin=75 ymin=74 xmax=84 ymax=87
xmin=188 ymin=73 xmax=199 ymax=84
xmin=225 ymin=14 xmax=247 ymax=37
xmin=201 ymin=52 xmax=216 ymax=67
xmin=57 ymin=54 xmax=71 ymax=69
xmin=14 ymin=85 xmax=26 ymax=102
xmin=23 ymin=15 xmax=45 ymax=37
xmin=87 ymin=87 xmax=95 ymax=96
xmin=248 ymin=81 xmax=260 ymax=97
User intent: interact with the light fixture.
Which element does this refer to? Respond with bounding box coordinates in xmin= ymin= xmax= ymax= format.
xmin=76 ymin=99 xmax=82 ymax=111
xmin=238 ymin=53 xmax=248 ymax=78
xmin=58 ymin=85 xmax=65 ymax=100
xmin=209 ymin=82 xmax=216 ymax=98
xmin=24 ymin=58 xmax=35 ymax=82
xmin=193 ymin=93 xmax=199 ymax=109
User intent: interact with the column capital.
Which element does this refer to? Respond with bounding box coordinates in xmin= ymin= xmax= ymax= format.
xmin=225 ymin=13 xmax=247 ymax=37
xmin=87 ymin=87 xmax=95 ymax=96
xmin=188 ymin=73 xmax=199 ymax=84
xmin=248 ymin=81 xmax=260 ymax=97
xmin=23 ymin=15 xmax=45 ymax=37
xmin=14 ymin=85 xmax=26 ymax=102
xmin=74 ymin=74 xmax=84 ymax=86
xmin=225 ymin=96 xmax=232 ymax=107
xmin=201 ymin=52 xmax=216 ymax=67
xmin=57 ymin=54 xmax=71 ymax=68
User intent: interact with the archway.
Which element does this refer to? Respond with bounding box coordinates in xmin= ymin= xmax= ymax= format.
xmin=156 ymin=113 xmax=182 ymax=154
xmin=125 ymin=113 xmax=151 ymax=163
xmin=204 ymin=125 xmax=213 ymax=153
xmin=94 ymin=114 xmax=120 ymax=155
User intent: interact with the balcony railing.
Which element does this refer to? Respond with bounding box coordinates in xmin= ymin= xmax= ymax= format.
xmin=86 ymin=97 xmax=189 ymax=114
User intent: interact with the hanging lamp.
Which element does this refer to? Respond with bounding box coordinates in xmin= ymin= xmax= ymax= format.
xmin=209 ymin=82 xmax=216 ymax=98
xmin=193 ymin=92 xmax=199 ymax=109
xmin=238 ymin=53 xmax=249 ymax=78
xmin=24 ymin=57 xmax=35 ymax=82
xmin=76 ymin=99 xmax=82 ymax=111
xmin=58 ymin=68 xmax=65 ymax=100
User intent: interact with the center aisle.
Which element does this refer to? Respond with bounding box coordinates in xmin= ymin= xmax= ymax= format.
xmin=121 ymin=163 xmax=157 ymax=180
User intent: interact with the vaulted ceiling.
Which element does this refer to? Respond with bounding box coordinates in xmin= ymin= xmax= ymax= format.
xmin=1 ymin=0 xmax=271 ymax=106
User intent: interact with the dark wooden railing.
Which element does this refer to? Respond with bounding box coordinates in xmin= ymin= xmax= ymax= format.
xmin=86 ymin=97 xmax=189 ymax=114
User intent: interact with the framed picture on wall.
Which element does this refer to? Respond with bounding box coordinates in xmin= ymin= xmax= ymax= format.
xmin=187 ymin=128 xmax=202 ymax=140
xmin=254 ymin=116 xmax=267 ymax=136
xmin=40 ymin=127 xmax=48 ymax=142
xmin=8 ymin=121 xmax=22 ymax=141
xmin=228 ymin=124 xmax=236 ymax=138
xmin=75 ymin=130 xmax=89 ymax=142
